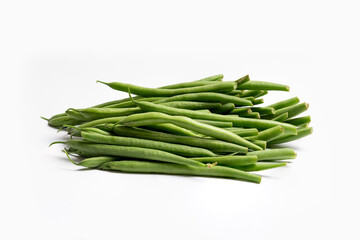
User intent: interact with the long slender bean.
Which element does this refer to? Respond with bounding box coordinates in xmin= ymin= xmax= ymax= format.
xmin=161 ymin=101 xmax=222 ymax=110
xmin=211 ymin=103 xmax=235 ymax=114
xmin=229 ymin=108 xmax=251 ymax=115
xmin=61 ymin=139 xmax=206 ymax=167
xmin=64 ymin=150 xmax=117 ymax=168
xmin=192 ymin=155 xmax=257 ymax=166
xmin=81 ymin=131 xmax=216 ymax=157
xmin=97 ymin=80 xmax=237 ymax=97
xmin=142 ymin=123 xmax=200 ymax=137
xmin=285 ymin=116 xmax=311 ymax=127
xmin=197 ymin=120 xmax=233 ymax=128
xmin=251 ymin=107 xmax=275 ymax=115
xmin=237 ymin=81 xmax=290 ymax=91
xmin=154 ymin=92 xmax=253 ymax=106
xmin=100 ymin=160 xmax=261 ymax=183
xmin=232 ymin=162 xmax=287 ymax=172
xmin=225 ymin=128 xmax=259 ymax=137
xmin=267 ymin=97 xmax=300 ymax=110
xmin=272 ymin=112 xmax=288 ymax=121
xmin=247 ymin=148 xmax=297 ymax=161
xmin=245 ymin=126 xmax=284 ymax=141
xmin=66 ymin=107 xmax=142 ymax=121
xmin=159 ymin=74 xmax=223 ymax=89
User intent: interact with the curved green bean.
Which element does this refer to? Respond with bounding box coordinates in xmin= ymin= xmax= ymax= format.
xmin=245 ymin=126 xmax=284 ymax=141
xmin=62 ymin=139 xmax=206 ymax=167
xmin=247 ymin=148 xmax=297 ymax=161
xmin=237 ymin=80 xmax=290 ymax=91
xmin=100 ymin=160 xmax=261 ymax=183
xmin=97 ymin=80 xmax=237 ymax=97
xmin=81 ymin=131 xmax=216 ymax=157
xmin=232 ymin=162 xmax=287 ymax=172
xmin=192 ymin=155 xmax=257 ymax=167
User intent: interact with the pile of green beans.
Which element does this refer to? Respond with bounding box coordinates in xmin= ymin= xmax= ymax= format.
xmin=44 ymin=74 xmax=312 ymax=184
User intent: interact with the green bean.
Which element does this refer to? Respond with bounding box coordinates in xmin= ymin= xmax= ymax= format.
xmin=192 ymin=155 xmax=257 ymax=167
xmin=225 ymin=128 xmax=259 ymax=137
xmin=247 ymin=148 xmax=296 ymax=161
xmin=268 ymin=127 xmax=313 ymax=144
xmin=256 ymin=91 xmax=268 ymax=98
xmin=97 ymin=80 xmax=237 ymax=97
xmin=66 ymin=107 xmax=142 ymax=121
xmin=285 ymin=116 xmax=311 ymax=127
xmin=211 ymin=103 xmax=235 ymax=114
xmin=247 ymin=139 xmax=266 ymax=150
xmin=159 ymin=74 xmax=223 ymax=89
xmin=65 ymin=125 xmax=112 ymax=137
xmin=64 ymin=150 xmax=117 ymax=168
xmin=267 ymin=97 xmax=300 ymax=110
xmin=121 ymin=112 xmax=261 ymax=150
xmin=252 ymin=98 xmax=264 ymax=105
xmin=105 ymin=97 xmax=163 ymax=108
xmin=48 ymin=115 xmax=82 ymax=127
xmin=237 ymin=80 xmax=290 ymax=91
xmin=62 ymin=139 xmax=206 ymax=167
xmin=108 ymin=125 xmax=248 ymax=153
xmin=161 ymin=101 xmax=222 ymax=110
xmin=232 ymin=162 xmax=287 ymax=172
xmin=197 ymin=120 xmax=233 ymax=128
xmin=235 ymin=75 xmax=250 ymax=86
xmin=143 ymin=123 xmax=200 ymax=137
xmin=154 ymin=92 xmax=252 ymax=106
xmin=229 ymin=108 xmax=252 ymax=115
xmin=251 ymin=107 xmax=275 ymax=115
xmin=81 ymin=131 xmax=216 ymax=157
xmin=133 ymin=100 xmax=297 ymax=134
xmin=237 ymin=112 xmax=260 ymax=119
xmin=265 ymin=102 xmax=309 ymax=119
xmin=226 ymin=90 xmax=243 ymax=96
xmin=272 ymin=112 xmax=288 ymax=121
xmin=99 ymin=160 xmax=261 ymax=183
xmin=78 ymin=116 xmax=125 ymax=128
xmin=245 ymin=126 xmax=284 ymax=141
xmin=241 ymin=90 xmax=264 ymax=98
xmin=196 ymin=109 xmax=212 ymax=113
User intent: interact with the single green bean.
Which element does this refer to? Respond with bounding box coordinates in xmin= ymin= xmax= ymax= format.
xmin=272 ymin=112 xmax=288 ymax=121
xmin=97 ymin=80 xmax=237 ymax=97
xmin=285 ymin=116 xmax=311 ymax=127
xmin=268 ymin=127 xmax=313 ymax=144
xmin=100 ymin=160 xmax=261 ymax=183
xmin=225 ymin=128 xmax=259 ymax=137
xmin=81 ymin=131 xmax=216 ymax=157
xmin=226 ymin=90 xmax=243 ymax=96
xmin=251 ymin=107 xmax=275 ymax=115
xmin=62 ymin=139 xmax=205 ymax=167
xmin=237 ymin=112 xmax=260 ymax=119
xmin=159 ymin=74 xmax=223 ymax=89
xmin=245 ymin=126 xmax=284 ymax=141
xmin=133 ymin=100 xmax=297 ymax=134
xmin=267 ymin=97 xmax=300 ymax=110
xmin=66 ymin=107 xmax=142 ymax=121
xmin=235 ymin=75 xmax=250 ymax=86
xmin=229 ymin=108 xmax=252 ymax=115
xmin=64 ymin=150 xmax=117 ymax=168
xmin=192 ymin=155 xmax=257 ymax=167
xmin=247 ymin=139 xmax=267 ymax=150
xmin=48 ymin=115 xmax=82 ymax=127
xmin=78 ymin=116 xmax=125 ymax=128
xmin=105 ymin=97 xmax=163 ymax=108
xmin=108 ymin=125 xmax=248 ymax=153
xmin=247 ymin=148 xmax=297 ymax=161
xmin=197 ymin=120 xmax=233 ymax=128
xmin=143 ymin=123 xmax=200 ymax=137
xmin=120 ymin=112 xmax=261 ymax=150
xmin=162 ymin=101 xmax=222 ymax=110
xmin=154 ymin=92 xmax=252 ymax=106
xmin=237 ymin=81 xmax=290 ymax=91
xmin=241 ymin=90 xmax=264 ymax=98
xmin=232 ymin=162 xmax=287 ymax=172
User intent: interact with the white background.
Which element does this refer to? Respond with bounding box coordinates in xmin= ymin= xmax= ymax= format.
xmin=1 ymin=1 xmax=359 ymax=239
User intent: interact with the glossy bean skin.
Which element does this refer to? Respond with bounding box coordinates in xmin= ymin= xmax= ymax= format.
xmin=272 ymin=113 xmax=288 ymax=121
xmin=285 ymin=116 xmax=311 ymax=127
xmin=106 ymin=125 xmax=248 ymax=153
xmin=267 ymin=97 xmax=300 ymax=110
xmin=133 ymin=100 xmax=297 ymax=135
xmin=63 ymin=139 xmax=206 ymax=167
xmin=99 ymin=160 xmax=261 ymax=183
xmin=120 ymin=112 xmax=261 ymax=151
xmin=97 ymin=80 xmax=237 ymax=97
xmin=81 ymin=131 xmax=216 ymax=157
